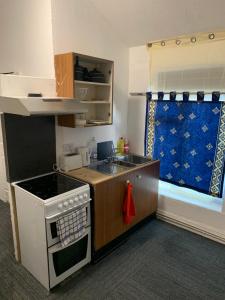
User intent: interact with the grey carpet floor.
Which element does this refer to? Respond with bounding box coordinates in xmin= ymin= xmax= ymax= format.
xmin=0 ymin=201 xmax=225 ymax=300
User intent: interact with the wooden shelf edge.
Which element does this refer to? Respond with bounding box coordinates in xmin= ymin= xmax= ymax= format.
xmin=75 ymin=80 xmax=110 ymax=87
xmin=80 ymin=100 xmax=110 ymax=104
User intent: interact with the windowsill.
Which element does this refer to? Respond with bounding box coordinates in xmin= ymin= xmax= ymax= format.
xmin=159 ymin=180 xmax=224 ymax=213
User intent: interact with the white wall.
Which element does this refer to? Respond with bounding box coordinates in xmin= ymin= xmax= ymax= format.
xmin=127 ymin=46 xmax=150 ymax=154
xmin=127 ymin=95 xmax=146 ymax=155
xmin=51 ymin=0 xmax=129 ymax=157
xmin=128 ymin=45 xmax=225 ymax=240
xmin=0 ymin=0 xmax=54 ymax=201
xmin=0 ymin=0 xmax=54 ymax=77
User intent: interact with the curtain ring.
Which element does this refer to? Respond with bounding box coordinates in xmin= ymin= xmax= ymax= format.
xmin=208 ymin=33 xmax=215 ymax=40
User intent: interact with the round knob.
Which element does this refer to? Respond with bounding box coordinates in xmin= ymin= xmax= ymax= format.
xmin=63 ymin=201 xmax=68 ymax=207
xmin=69 ymin=199 xmax=74 ymax=205
xmin=74 ymin=197 xmax=79 ymax=202
xmin=58 ymin=203 xmax=63 ymax=210
xmin=84 ymin=193 xmax=88 ymax=199
xmin=79 ymin=195 xmax=83 ymax=200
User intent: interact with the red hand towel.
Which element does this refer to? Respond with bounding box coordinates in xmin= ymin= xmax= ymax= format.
xmin=123 ymin=182 xmax=136 ymax=224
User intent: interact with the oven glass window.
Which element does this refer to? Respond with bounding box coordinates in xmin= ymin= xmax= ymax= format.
xmin=53 ymin=235 xmax=88 ymax=276
xmin=50 ymin=222 xmax=58 ymax=239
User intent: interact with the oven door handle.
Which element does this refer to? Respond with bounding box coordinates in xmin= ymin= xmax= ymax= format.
xmin=48 ymin=227 xmax=89 ymax=254
xmin=45 ymin=198 xmax=91 ymax=221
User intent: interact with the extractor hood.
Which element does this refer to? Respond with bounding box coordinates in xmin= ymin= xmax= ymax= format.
xmin=0 ymin=74 xmax=87 ymax=116
xmin=0 ymin=96 xmax=88 ymax=116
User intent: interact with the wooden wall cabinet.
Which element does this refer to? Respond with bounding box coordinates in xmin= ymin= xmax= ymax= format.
xmin=93 ymin=161 xmax=160 ymax=251
xmin=54 ymin=52 xmax=113 ymax=128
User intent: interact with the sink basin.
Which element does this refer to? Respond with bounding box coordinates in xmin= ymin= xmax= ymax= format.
xmin=88 ymin=160 xmax=128 ymax=175
xmin=112 ymin=160 xmax=135 ymax=168
xmin=88 ymin=154 xmax=152 ymax=175
xmin=120 ymin=154 xmax=151 ymax=165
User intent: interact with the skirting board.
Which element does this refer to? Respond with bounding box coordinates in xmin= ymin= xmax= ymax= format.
xmin=157 ymin=209 xmax=225 ymax=245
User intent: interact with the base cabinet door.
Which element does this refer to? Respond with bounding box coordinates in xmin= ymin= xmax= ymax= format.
xmin=130 ymin=163 xmax=159 ymax=227
xmin=93 ymin=173 xmax=134 ymax=251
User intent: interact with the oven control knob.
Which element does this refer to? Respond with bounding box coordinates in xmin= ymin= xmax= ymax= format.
xmin=69 ymin=199 xmax=74 ymax=205
xmin=74 ymin=197 xmax=79 ymax=202
xmin=58 ymin=203 xmax=63 ymax=210
xmin=79 ymin=195 xmax=83 ymax=200
xmin=84 ymin=193 xmax=88 ymax=199
xmin=63 ymin=201 xmax=69 ymax=207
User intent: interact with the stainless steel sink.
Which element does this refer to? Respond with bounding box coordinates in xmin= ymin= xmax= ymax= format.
xmin=88 ymin=154 xmax=152 ymax=175
xmin=112 ymin=160 xmax=135 ymax=168
xmin=88 ymin=160 xmax=127 ymax=175
xmin=120 ymin=154 xmax=152 ymax=165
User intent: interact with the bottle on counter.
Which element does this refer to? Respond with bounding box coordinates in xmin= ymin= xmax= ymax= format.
xmin=117 ymin=137 xmax=125 ymax=155
xmin=124 ymin=138 xmax=129 ymax=154
xmin=88 ymin=137 xmax=97 ymax=160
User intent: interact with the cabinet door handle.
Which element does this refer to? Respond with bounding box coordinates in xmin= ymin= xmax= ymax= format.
xmin=136 ymin=174 xmax=142 ymax=179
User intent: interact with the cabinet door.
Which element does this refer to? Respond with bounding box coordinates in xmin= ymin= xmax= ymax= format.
xmin=132 ymin=163 xmax=159 ymax=225
xmin=54 ymin=53 xmax=74 ymax=98
xmin=93 ymin=172 xmax=134 ymax=251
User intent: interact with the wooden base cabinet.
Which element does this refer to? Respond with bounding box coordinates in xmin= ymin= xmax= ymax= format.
xmin=93 ymin=161 xmax=160 ymax=251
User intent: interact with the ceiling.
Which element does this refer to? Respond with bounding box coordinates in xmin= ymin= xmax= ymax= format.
xmin=91 ymin=0 xmax=225 ymax=46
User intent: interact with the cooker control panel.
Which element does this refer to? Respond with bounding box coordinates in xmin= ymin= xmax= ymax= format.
xmin=45 ymin=188 xmax=91 ymax=218
xmin=57 ymin=191 xmax=90 ymax=211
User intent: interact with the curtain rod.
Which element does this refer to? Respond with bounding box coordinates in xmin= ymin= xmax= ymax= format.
xmin=146 ymin=100 xmax=225 ymax=103
xmin=130 ymin=92 xmax=225 ymax=96
xmin=147 ymin=31 xmax=225 ymax=48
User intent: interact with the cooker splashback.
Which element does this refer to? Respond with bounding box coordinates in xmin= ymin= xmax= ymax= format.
xmin=2 ymin=114 xmax=56 ymax=182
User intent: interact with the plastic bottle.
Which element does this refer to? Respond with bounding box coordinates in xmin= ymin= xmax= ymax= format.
xmin=88 ymin=137 xmax=97 ymax=160
xmin=117 ymin=137 xmax=125 ymax=155
xmin=124 ymin=138 xmax=129 ymax=154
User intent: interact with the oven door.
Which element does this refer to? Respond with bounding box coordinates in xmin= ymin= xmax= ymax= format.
xmin=48 ymin=226 xmax=91 ymax=289
xmin=46 ymin=202 xmax=91 ymax=247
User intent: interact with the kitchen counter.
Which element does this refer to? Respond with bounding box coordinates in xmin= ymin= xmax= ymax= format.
xmin=66 ymin=160 xmax=159 ymax=185
xmin=67 ymin=167 xmax=111 ymax=185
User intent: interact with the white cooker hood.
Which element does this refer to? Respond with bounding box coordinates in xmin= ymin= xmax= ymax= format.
xmin=0 ymin=74 xmax=87 ymax=116
xmin=0 ymin=96 xmax=87 ymax=116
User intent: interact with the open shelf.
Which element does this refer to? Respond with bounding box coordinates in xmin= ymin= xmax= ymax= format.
xmin=75 ymin=80 xmax=110 ymax=87
xmin=84 ymin=122 xmax=111 ymax=127
xmin=80 ymin=100 xmax=110 ymax=104
xmin=55 ymin=52 xmax=113 ymax=128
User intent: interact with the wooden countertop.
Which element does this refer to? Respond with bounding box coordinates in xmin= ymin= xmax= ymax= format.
xmin=66 ymin=160 xmax=159 ymax=185
xmin=67 ymin=167 xmax=111 ymax=185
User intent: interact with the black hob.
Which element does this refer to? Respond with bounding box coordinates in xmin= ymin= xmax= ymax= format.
xmin=17 ymin=172 xmax=86 ymax=200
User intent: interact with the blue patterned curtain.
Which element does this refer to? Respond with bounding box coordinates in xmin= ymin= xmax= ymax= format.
xmin=145 ymin=96 xmax=225 ymax=197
